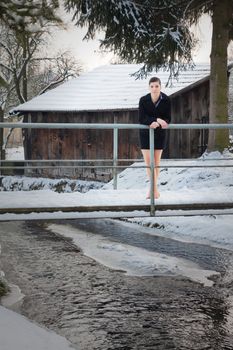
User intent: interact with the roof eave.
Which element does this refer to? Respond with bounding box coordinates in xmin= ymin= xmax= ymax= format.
xmin=169 ymin=75 xmax=210 ymax=99
xmin=11 ymin=107 xmax=139 ymax=114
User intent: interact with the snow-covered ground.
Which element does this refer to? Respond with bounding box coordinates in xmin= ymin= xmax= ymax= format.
xmin=1 ymin=174 xmax=104 ymax=193
xmin=5 ymin=146 xmax=24 ymax=160
xmin=0 ymin=305 xmax=76 ymax=350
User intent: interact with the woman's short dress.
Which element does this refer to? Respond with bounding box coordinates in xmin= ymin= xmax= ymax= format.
xmin=139 ymin=128 xmax=167 ymax=150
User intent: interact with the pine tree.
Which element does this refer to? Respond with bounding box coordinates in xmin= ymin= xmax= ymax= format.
xmin=0 ymin=0 xmax=60 ymax=33
xmin=65 ymin=0 xmax=195 ymax=79
xmin=64 ymin=0 xmax=233 ymax=151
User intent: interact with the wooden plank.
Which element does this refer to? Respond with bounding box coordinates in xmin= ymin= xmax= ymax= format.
xmin=1 ymin=202 xmax=233 ymax=214
xmin=1 ymin=209 xmax=233 ymax=222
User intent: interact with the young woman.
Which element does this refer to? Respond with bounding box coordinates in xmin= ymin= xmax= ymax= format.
xmin=139 ymin=77 xmax=171 ymax=199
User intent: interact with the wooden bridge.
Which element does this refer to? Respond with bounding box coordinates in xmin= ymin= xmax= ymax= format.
xmin=1 ymin=188 xmax=233 ymax=221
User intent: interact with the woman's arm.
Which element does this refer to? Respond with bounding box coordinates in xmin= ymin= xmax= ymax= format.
xmin=163 ymin=98 xmax=171 ymax=124
xmin=139 ymin=97 xmax=156 ymax=125
xmin=157 ymin=98 xmax=171 ymax=128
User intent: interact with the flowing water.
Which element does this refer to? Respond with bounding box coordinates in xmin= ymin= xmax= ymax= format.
xmin=1 ymin=219 xmax=233 ymax=350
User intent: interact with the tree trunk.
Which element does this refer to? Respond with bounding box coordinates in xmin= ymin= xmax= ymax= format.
xmin=208 ymin=0 xmax=232 ymax=152
xmin=0 ymin=107 xmax=5 ymax=176
xmin=22 ymin=34 xmax=28 ymax=102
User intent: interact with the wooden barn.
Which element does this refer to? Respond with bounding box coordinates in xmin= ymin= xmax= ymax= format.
xmin=11 ymin=63 xmax=227 ymax=181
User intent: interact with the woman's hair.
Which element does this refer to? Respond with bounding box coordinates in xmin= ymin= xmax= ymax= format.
xmin=149 ymin=77 xmax=161 ymax=85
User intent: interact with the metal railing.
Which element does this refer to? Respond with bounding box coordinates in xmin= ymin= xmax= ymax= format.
xmin=1 ymin=122 xmax=233 ymax=216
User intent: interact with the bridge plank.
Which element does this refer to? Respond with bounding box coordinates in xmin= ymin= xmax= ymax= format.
xmin=1 ymin=202 xmax=233 ymax=215
xmin=1 ymin=189 xmax=233 ymax=218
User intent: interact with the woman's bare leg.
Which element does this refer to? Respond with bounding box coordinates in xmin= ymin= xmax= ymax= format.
xmin=154 ymin=150 xmax=163 ymax=198
xmin=141 ymin=149 xmax=163 ymax=199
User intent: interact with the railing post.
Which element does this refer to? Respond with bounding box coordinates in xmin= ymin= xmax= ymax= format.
xmin=113 ymin=127 xmax=118 ymax=189
xmin=149 ymin=128 xmax=155 ymax=216
xmin=0 ymin=108 xmax=4 ymax=176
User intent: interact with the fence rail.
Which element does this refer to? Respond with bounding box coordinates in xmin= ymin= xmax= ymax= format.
xmin=1 ymin=122 xmax=233 ymax=216
xmin=1 ymin=122 xmax=233 ymax=129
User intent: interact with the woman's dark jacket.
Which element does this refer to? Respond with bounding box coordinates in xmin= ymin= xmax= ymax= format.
xmin=138 ymin=92 xmax=171 ymax=150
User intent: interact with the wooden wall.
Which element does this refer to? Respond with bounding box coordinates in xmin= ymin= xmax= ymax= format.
xmin=23 ymin=110 xmax=142 ymax=180
xmin=169 ymin=79 xmax=209 ymax=158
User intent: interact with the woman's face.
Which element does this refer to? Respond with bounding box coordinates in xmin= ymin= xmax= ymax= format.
xmin=149 ymin=81 xmax=161 ymax=95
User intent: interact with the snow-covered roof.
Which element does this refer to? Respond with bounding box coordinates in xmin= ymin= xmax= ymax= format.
xmin=13 ymin=64 xmax=210 ymax=113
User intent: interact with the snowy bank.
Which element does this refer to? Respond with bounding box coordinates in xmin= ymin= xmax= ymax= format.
xmin=0 ymin=306 xmax=76 ymax=350
xmin=0 ymin=175 xmax=104 ymax=193
xmin=103 ymin=151 xmax=233 ymax=250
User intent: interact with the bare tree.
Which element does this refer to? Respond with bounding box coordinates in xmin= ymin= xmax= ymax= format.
xmin=0 ymin=23 xmax=82 ymax=153
xmin=30 ymin=51 xmax=82 ymax=96
xmin=0 ymin=0 xmax=62 ymax=162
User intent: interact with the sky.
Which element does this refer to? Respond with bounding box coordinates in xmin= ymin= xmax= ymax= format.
xmin=49 ymin=7 xmax=213 ymax=72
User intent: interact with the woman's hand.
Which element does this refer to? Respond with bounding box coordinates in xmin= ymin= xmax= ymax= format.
xmin=150 ymin=121 xmax=160 ymax=128
xmin=157 ymin=118 xmax=168 ymax=128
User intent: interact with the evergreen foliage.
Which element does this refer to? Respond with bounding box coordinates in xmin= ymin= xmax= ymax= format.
xmin=65 ymin=0 xmax=196 ymax=80
xmin=64 ymin=0 xmax=233 ymax=80
xmin=0 ymin=0 xmax=61 ymax=33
